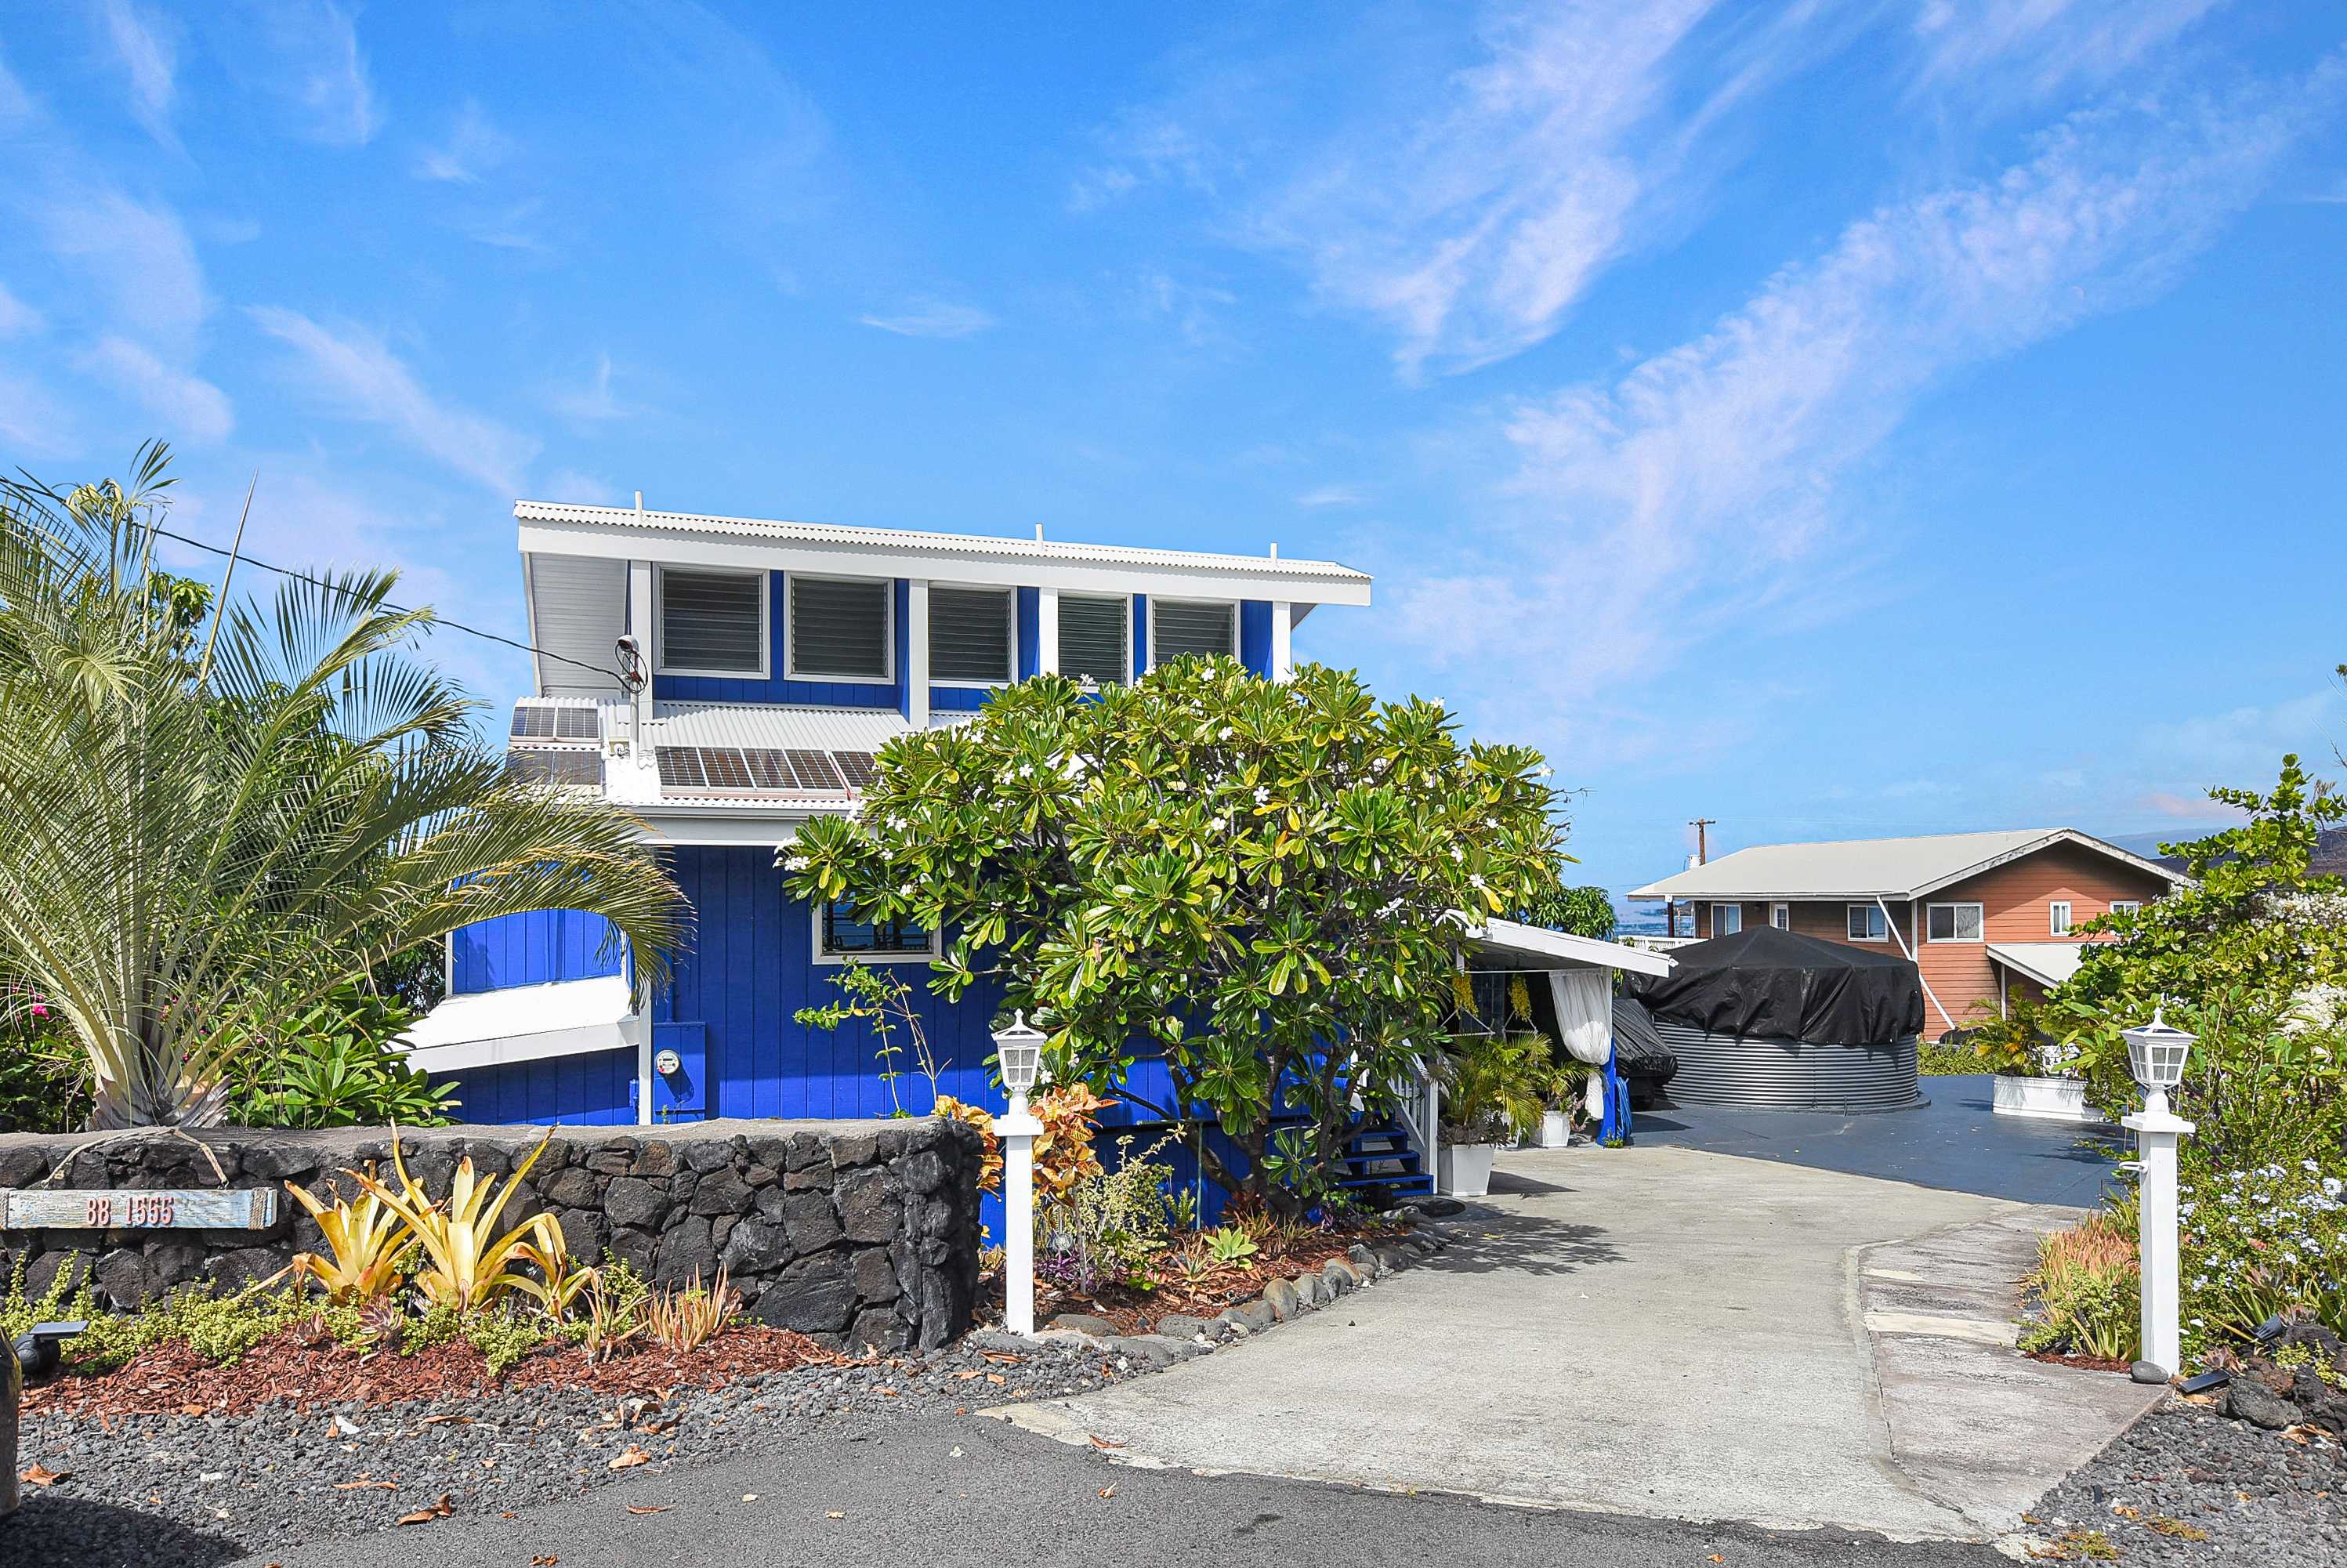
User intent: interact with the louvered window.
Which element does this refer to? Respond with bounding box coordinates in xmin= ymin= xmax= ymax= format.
xmin=788 ymin=575 xmax=891 ymax=681
xmin=930 ymin=586 xmax=1012 ymax=683
xmin=657 ymin=568 xmax=765 ymax=675
xmin=1150 ymin=599 xmax=1235 ymax=664
xmin=820 ymin=896 xmax=932 ymax=958
xmin=1059 ymin=595 xmax=1128 ymax=686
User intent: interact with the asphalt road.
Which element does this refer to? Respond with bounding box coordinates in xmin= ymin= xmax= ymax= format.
xmin=231 ymin=1410 xmax=2007 ymax=1568
xmin=1631 ymin=1073 xmax=2127 ymax=1205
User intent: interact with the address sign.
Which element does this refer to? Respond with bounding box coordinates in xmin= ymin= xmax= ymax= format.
xmin=2 ymin=1188 xmax=278 ymax=1231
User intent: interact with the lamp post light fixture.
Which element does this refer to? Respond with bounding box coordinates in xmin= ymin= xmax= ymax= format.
xmin=991 ymin=1012 xmax=1048 ymax=1337
xmin=2121 ymin=1004 xmax=2197 ymax=1382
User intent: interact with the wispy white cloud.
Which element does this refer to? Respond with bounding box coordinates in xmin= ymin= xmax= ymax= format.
xmin=1385 ymin=60 xmax=2347 ymax=753
xmin=250 ymin=0 xmax=382 ymax=147
xmin=98 ymin=0 xmax=179 ymax=146
xmin=1130 ymin=268 xmax=1238 ymax=349
xmin=2139 ymin=690 xmax=2340 ymax=780
xmin=1909 ymin=0 xmax=2229 ymax=102
xmin=247 ymin=306 xmax=538 ymax=494
xmin=78 ymin=334 xmax=232 ymax=444
xmin=2134 ymin=788 xmax=2251 ymax=824
xmin=415 ymin=99 xmax=513 ymax=183
xmin=1295 ymin=484 xmax=1366 ymax=509
xmin=38 ymin=190 xmax=208 ymax=357
xmin=0 ymin=370 xmax=79 ymax=458
xmin=549 ymin=353 xmax=635 ymax=424
xmin=540 ymin=468 xmax=620 ymax=506
xmin=858 ymin=298 xmax=997 ymax=339
xmin=0 ymin=279 xmax=43 ymax=338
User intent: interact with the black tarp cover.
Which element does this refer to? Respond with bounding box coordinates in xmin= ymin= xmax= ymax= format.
xmin=1610 ymin=998 xmax=1675 ymax=1077
xmin=1631 ymin=927 xmax=1925 ymax=1045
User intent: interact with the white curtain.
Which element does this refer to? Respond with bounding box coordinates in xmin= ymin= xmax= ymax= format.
xmin=1548 ymin=968 xmax=1614 ymax=1065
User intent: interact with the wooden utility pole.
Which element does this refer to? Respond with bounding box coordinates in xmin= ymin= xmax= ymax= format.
xmin=1690 ymin=817 xmax=1715 ymax=866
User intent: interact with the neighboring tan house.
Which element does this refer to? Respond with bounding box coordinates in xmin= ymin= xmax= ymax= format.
xmin=1628 ymin=830 xmax=2188 ymax=1041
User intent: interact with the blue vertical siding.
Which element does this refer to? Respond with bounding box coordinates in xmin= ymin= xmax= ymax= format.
xmin=1240 ymin=600 xmax=1273 ymax=675
xmin=1131 ymin=593 xmax=1148 ymax=680
xmin=450 ymin=909 xmax=625 ymax=994
xmin=654 ymin=571 xmax=904 ymax=709
xmin=433 ymin=1048 xmax=636 ymax=1128
xmin=929 ymin=684 xmax=990 ymax=712
xmin=1016 ymin=587 xmax=1040 ymax=679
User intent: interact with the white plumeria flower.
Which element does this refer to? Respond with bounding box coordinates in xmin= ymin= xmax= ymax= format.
xmin=1468 ymin=874 xmax=1485 ymax=889
xmin=1253 ymin=785 xmax=1270 ymax=804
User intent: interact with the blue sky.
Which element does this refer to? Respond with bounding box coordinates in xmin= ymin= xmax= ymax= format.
xmin=2 ymin=2 xmax=2343 ymax=904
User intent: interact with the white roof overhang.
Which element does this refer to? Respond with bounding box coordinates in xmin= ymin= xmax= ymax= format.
xmin=1461 ymin=915 xmax=1676 ymax=978
xmin=1986 ymin=941 xmax=2098 ymax=990
xmin=516 ymin=502 xmax=1371 ymax=607
xmin=402 ymin=976 xmax=641 ymax=1074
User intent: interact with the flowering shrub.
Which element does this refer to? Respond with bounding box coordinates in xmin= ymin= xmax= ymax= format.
xmin=2019 ymin=1208 xmax=2138 ymax=1360
xmin=1038 ymin=1135 xmax=1180 ymax=1295
xmin=0 ymin=987 xmax=91 ymax=1132
xmin=2179 ymin=1157 xmax=2347 ymax=1357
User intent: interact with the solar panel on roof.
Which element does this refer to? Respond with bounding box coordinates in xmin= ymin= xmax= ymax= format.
xmin=510 ymin=704 xmax=556 ymax=739
xmin=786 ymin=749 xmax=845 ymax=791
xmin=505 ymin=751 xmax=602 ymax=787
xmin=655 ymin=745 xmax=707 ymax=789
xmin=744 ymin=748 xmax=798 ymax=790
xmin=555 ymin=707 xmax=599 ymax=741
xmin=698 ymin=747 xmax=754 ymax=791
xmin=832 ymin=751 xmax=878 ymax=791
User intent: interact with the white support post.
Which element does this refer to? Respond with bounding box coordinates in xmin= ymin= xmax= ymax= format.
xmin=1036 ymin=588 xmax=1059 ymax=676
xmin=1878 ymin=895 xmax=1958 ymax=1037
xmin=2124 ymin=1097 xmax=2193 ymax=1376
xmin=627 ymin=559 xmax=655 ymax=740
xmin=905 ymin=578 xmax=930 ymax=726
xmin=996 ymin=1105 xmax=1040 ymax=1335
xmin=1270 ymin=600 xmax=1294 ymax=682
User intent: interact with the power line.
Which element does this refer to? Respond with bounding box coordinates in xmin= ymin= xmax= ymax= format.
xmin=149 ymin=523 xmax=629 ymax=687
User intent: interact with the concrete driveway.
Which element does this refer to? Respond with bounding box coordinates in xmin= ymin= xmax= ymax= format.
xmin=1000 ymin=1145 xmax=2159 ymax=1542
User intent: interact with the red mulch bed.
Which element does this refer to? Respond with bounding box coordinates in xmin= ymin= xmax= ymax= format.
xmin=2023 ymin=1349 xmax=2135 ymax=1373
xmin=1030 ymin=1226 xmax=1389 ymax=1337
xmin=24 ymin=1323 xmax=842 ymax=1421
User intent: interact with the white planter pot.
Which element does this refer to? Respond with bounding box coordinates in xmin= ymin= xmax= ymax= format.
xmin=1533 ymin=1110 xmax=1572 ymax=1150
xmin=1438 ymin=1143 xmax=1497 ymax=1197
xmin=1992 ymin=1075 xmax=2101 ymax=1124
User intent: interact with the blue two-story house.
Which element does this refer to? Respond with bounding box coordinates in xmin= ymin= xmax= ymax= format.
xmin=403 ymin=496 xmax=1379 ymax=1133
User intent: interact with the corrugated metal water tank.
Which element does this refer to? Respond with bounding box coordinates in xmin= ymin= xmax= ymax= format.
xmin=1653 ymin=1019 xmax=1922 ymax=1111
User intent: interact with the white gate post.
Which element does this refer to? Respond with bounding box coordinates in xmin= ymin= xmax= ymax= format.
xmin=2121 ymin=1009 xmax=2197 ymax=1378
xmin=991 ymin=1013 xmax=1047 ymax=1337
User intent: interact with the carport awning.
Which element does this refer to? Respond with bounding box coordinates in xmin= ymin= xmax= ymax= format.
xmin=1987 ymin=942 xmax=2099 ymax=990
xmin=401 ymin=976 xmax=640 ymax=1074
xmin=1463 ymin=916 xmax=1676 ymax=978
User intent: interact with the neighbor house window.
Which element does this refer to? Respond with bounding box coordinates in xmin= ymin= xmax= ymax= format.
xmin=929 ymin=585 xmax=1012 ymax=684
xmin=1927 ymin=902 xmax=1984 ymax=942
xmin=2049 ymin=900 xmax=2073 ymax=936
xmin=788 ymin=575 xmax=892 ymax=682
xmin=1059 ymin=594 xmax=1128 ymax=686
xmin=1150 ymin=599 xmax=1236 ymax=665
xmin=657 ymin=567 xmax=766 ymax=677
xmin=1714 ymin=904 xmax=1742 ymax=936
xmin=1846 ymin=904 xmax=1888 ymax=942
xmin=816 ymin=896 xmax=933 ymax=961
xmin=1770 ymin=903 xmax=1790 ymax=930
xmin=2110 ymin=900 xmax=2141 ymax=918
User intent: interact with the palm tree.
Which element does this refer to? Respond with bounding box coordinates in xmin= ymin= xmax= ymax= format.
xmin=0 ymin=446 xmax=685 ymax=1127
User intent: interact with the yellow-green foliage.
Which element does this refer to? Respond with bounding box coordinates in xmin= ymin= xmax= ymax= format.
xmin=644 ymin=1266 xmax=739 ymax=1354
xmin=2 ymin=1256 xmax=369 ymax=1371
xmin=2019 ymin=1210 xmax=2139 ymax=1360
xmin=354 ymin=1128 xmax=568 ymax=1311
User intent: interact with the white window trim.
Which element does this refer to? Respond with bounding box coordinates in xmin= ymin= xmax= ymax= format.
xmin=654 ymin=564 xmax=770 ymax=679
xmin=810 ymin=899 xmax=940 ymax=967
xmin=925 ymin=581 xmax=1017 ymax=690
xmin=2110 ymin=900 xmax=2142 ymax=917
xmin=1926 ymin=900 xmax=1985 ymax=943
xmin=2048 ymin=900 xmax=2074 ymax=937
xmin=1146 ymin=596 xmax=1238 ymax=671
xmin=1845 ymin=902 xmax=1889 ymax=942
xmin=784 ymin=572 xmax=896 ymax=686
xmin=1057 ymin=592 xmax=1131 ymax=686
xmin=1714 ymin=904 xmax=1742 ymax=936
xmin=1770 ymin=902 xmax=1790 ymax=930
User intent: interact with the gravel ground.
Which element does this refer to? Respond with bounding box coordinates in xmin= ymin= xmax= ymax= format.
xmin=2 ymin=1333 xmax=1135 ymax=1568
xmin=2028 ymin=1395 xmax=2345 ymax=1563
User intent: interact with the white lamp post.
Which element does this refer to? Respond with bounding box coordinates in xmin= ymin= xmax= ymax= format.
xmin=2121 ymin=1005 xmax=2196 ymax=1380
xmin=991 ymin=1012 xmax=1047 ymax=1337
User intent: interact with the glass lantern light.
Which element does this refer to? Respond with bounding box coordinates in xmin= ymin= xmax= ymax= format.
xmin=2123 ymin=1002 xmax=2194 ymax=1114
xmin=993 ymin=1012 xmax=1046 ymax=1113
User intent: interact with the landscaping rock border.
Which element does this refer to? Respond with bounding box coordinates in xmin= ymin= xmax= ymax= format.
xmin=1023 ymin=1221 xmax=1449 ymax=1367
xmin=0 ymin=1118 xmax=985 ymax=1351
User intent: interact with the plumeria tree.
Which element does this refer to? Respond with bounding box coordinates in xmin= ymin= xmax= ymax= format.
xmin=784 ymin=657 xmax=1570 ymax=1209
xmin=0 ymin=446 xmax=685 ymax=1127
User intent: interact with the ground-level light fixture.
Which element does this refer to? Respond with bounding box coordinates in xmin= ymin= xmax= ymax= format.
xmin=991 ymin=1012 xmax=1048 ymax=1337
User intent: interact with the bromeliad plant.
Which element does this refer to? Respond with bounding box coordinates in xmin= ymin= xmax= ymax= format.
xmin=784 ymin=657 xmax=1570 ymax=1211
xmin=353 ymin=1128 xmax=572 ymax=1312
xmin=282 ymin=1175 xmax=411 ymax=1302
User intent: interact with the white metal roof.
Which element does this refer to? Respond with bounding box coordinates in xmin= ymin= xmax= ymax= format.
xmin=1627 ymin=828 xmax=2188 ymax=903
xmin=1987 ymin=941 xmax=2099 ymax=990
xmin=1464 ymin=917 xmax=1677 ymax=978
xmin=401 ymin=976 xmax=639 ymax=1074
xmin=514 ymin=499 xmax=1371 ymax=603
